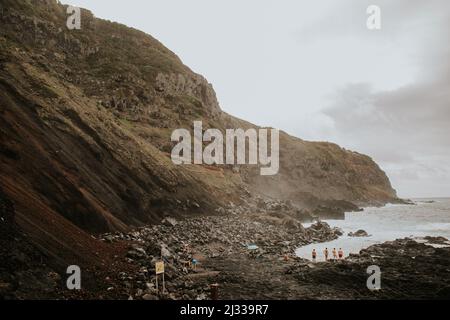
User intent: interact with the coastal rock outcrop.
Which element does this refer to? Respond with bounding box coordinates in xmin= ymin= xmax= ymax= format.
xmin=348 ymin=229 xmax=371 ymax=237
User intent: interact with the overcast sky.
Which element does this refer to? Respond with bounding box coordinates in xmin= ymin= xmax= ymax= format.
xmin=60 ymin=0 xmax=449 ymax=198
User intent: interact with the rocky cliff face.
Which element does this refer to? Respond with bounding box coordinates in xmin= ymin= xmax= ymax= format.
xmin=0 ymin=0 xmax=398 ymax=274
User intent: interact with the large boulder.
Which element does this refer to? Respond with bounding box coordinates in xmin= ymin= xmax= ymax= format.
xmin=348 ymin=229 xmax=370 ymax=237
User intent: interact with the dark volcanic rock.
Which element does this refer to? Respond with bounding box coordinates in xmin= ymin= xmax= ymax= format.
xmin=423 ymin=236 xmax=449 ymax=245
xmin=348 ymin=229 xmax=370 ymax=237
xmin=97 ymin=208 xmax=342 ymax=300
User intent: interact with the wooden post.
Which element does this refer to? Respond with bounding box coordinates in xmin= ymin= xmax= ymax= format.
xmin=155 ymin=261 xmax=165 ymax=294
xmin=210 ymin=283 xmax=219 ymax=300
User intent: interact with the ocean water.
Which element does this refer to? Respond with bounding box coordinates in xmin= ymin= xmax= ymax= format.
xmin=295 ymin=198 xmax=450 ymax=261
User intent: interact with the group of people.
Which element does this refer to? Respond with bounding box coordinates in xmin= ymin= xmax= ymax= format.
xmin=182 ymin=243 xmax=199 ymax=270
xmin=311 ymin=247 xmax=344 ymax=262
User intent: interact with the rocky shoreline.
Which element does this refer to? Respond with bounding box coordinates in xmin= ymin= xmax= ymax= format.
xmin=96 ymin=207 xmax=343 ymax=300
xmin=287 ymin=238 xmax=450 ymax=299
xmin=91 ymin=208 xmax=450 ymax=300
xmin=3 ymin=192 xmax=450 ymax=300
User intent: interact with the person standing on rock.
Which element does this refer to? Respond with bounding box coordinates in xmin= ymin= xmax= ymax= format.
xmin=332 ymin=248 xmax=338 ymax=261
xmin=338 ymin=248 xmax=344 ymax=260
xmin=312 ymin=249 xmax=317 ymax=262
xmin=324 ymin=248 xmax=329 ymax=261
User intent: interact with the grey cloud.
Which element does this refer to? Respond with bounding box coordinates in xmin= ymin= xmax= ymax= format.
xmin=303 ymin=0 xmax=450 ymax=197
xmin=322 ymin=53 xmax=450 ymax=197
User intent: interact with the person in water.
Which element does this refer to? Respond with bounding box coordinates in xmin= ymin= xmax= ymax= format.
xmin=332 ymin=248 xmax=338 ymax=261
xmin=312 ymin=249 xmax=317 ymax=262
xmin=324 ymin=248 xmax=329 ymax=261
xmin=338 ymin=248 xmax=344 ymax=260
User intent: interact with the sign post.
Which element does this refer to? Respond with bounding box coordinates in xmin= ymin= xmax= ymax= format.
xmin=210 ymin=283 xmax=219 ymax=300
xmin=155 ymin=261 xmax=165 ymax=293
